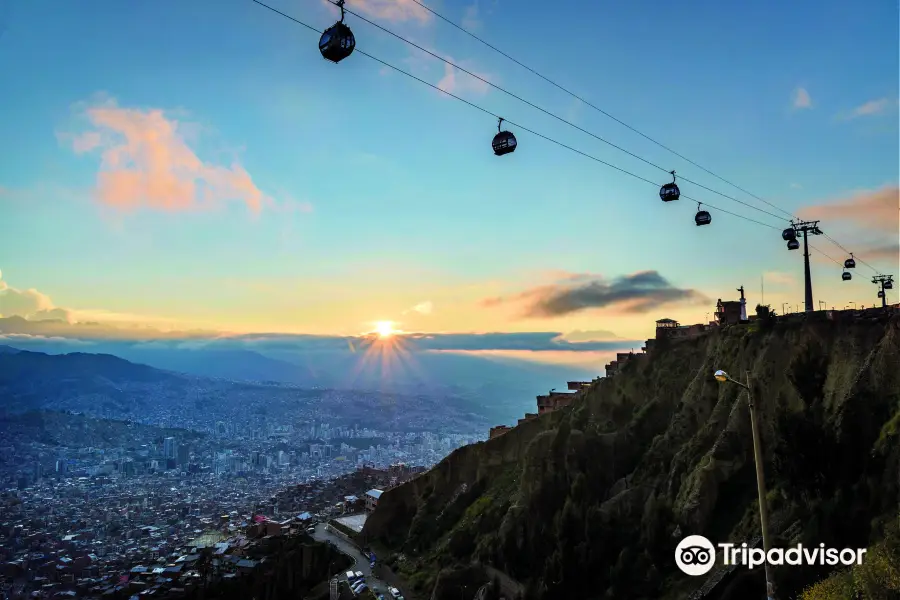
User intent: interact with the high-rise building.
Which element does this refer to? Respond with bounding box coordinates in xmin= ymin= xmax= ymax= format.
xmin=177 ymin=444 xmax=190 ymax=466
xmin=163 ymin=437 xmax=177 ymax=460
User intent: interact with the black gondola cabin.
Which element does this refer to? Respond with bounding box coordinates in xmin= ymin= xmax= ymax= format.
xmin=885 ymin=281 xmax=894 ymax=290
xmin=492 ymin=118 xmax=517 ymax=156
xmin=842 ymin=271 xmax=851 ymax=281
xmin=787 ymin=239 xmax=800 ymax=250
xmin=492 ymin=131 xmax=517 ymax=156
xmin=844 ymin=255 xmax=856 ymax=269
xmin=659 ymin=183 xmax=680 ymax=201
xmin=659 ymin=170 xmax=679 ymax=201
xmin=319 ymin=22 xmax=355 ymax=63
xmin=782 ymin=227 xmax=797 ymax=241
xmin=695 ymin=208 xmax=711 ymax=226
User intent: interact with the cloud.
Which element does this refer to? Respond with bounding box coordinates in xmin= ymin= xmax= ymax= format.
xmin=461 ymin=3 xmax=481 ymax=29
xmin=799 ymin=185 xmax=898 ymax=234
xmin=0 ymin=271 xmax=74 ymax=323
xmin=861 ymin=242 xmax=899 ymax=262
xmin=340 ymin=0 xmax=431 ymax=23
xmin=399 ymin=44 xmax=492 ymax=97
xmin=849 ymin=98 xmax=893 ymax=118
xmin=62 ymin=97 xmax=273 ymax=214
xmin=483 ymin=271 xmax=709 ymax=318
xmin=554 ymin=329 xmax=623 ymax=343
xmin=436 ymin=60 xmax=491 ymax=96
xmin=406 ymin=301 xmax=434 ymax=315
xmin=793 ymin=87 xmax=812 ymax=109
xmin=0 ymin=271 xmax=205 ymax=332
xmin=763 ymin=271 xmax=796 ymax=287
xmin=0 ymin=322 xmax=639 ymax=355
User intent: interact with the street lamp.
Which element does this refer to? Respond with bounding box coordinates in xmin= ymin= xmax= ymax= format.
xmin=714 ymin=370 xmax=776 ymax=600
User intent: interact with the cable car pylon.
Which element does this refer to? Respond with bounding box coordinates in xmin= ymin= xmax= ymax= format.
xmin=872 ymin=274 xmax=894 ymax=308
xmin=783 ymin=220 xmax=824 ymax=312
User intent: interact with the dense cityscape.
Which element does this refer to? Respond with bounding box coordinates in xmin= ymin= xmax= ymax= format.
xmin=0 ymin=403 xmax=484 ymax=599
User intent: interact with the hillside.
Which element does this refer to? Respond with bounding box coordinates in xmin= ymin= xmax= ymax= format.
xmin=0 ymin=346 xmax=491 ymax=432
xmin=0 ymin=346 xmax=185 ymax=413
xmin=362 ymin=314 xmax=900 ymax=600
xmin=2 ymin=330 xmax=598 ymax=425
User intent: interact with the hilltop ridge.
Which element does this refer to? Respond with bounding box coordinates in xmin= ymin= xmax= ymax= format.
xmin=363 ymin=313 xmax=900 ymax=599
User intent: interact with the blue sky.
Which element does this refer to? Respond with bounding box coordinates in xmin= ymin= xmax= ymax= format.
xmin=0 ymin=0 xmax=897 ymax=348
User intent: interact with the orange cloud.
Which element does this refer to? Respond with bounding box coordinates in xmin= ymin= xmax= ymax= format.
xmin=66 ymin=98 xmax=270 ymax=214
xmin=799 ymin=186 xmax=898 ymax=234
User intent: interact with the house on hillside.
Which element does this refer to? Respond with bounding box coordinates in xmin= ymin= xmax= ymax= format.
xmin=536 ymin=390 xmax=576 ymax=415
xmin=489 ymin=425 xmax=511 ymax=439
xmin=364 ymin=489 xmax=383 ymax=513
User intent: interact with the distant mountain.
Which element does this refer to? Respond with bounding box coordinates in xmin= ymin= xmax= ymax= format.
xmin=0 ymin=347 xmax=180 ymax=385
xmin=3 ymin=340 xmax=598 ymax=425
xmin=0 ymin=347 xmax=184 ymax=413
xmin=114 ymin=346 xmax=316 ymax=385
xmin=0 ymin=346 xmax=496 ymax=432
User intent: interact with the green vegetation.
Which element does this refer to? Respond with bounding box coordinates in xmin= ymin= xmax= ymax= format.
xmin=363 ymin=316 xmax=900 ymax=599
xmin=800 ymin=521 xmax=900 ymax=599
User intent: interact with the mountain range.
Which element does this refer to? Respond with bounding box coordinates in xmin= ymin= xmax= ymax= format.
xmin=0 ymin=337 xmax=601 ymax=425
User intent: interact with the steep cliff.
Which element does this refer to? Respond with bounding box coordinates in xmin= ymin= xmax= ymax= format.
xmin=363 ymin=314 xmax=900 ymax=600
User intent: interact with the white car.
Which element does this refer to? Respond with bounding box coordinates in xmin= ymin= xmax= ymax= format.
xmin=352 ymin=582 xmax=368 ymax=596
xmin=389 ymin=587 xmax=405 ymax=599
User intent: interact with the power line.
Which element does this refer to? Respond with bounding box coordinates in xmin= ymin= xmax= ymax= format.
xmin=405 ymin=0 xmax=798 ymax=222
xmin=326 ymin=0 xmax=790 ymax=224
xmin=251 ymin=0 xmax=784 ymax=231
xmin=249 ymin=0 xmax=888 ymax=289
xmin=405 ymin=0 xmax=890 ymax=271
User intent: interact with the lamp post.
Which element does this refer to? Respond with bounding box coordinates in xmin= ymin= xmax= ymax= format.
xmin=714 ymin=369 xmax=775 ymax=600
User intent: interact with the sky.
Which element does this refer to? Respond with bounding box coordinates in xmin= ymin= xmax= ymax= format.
xmin=0 ymin=0 xmax=898 ymax=366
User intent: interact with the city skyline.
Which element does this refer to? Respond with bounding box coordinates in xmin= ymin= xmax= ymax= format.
xmin=1 ymin=0 xmax=897 ymax=366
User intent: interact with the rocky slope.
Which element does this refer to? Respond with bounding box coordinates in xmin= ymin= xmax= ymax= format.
xmin=362 ymin=314 xmax=900 ymax=600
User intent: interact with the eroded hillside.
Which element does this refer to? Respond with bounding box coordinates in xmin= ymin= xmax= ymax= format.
xmin=363 ymin=315 xmax=900 ymax=600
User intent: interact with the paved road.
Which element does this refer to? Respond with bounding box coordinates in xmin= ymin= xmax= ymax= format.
xmin=314 ymin=522 xmax=390 ymax=597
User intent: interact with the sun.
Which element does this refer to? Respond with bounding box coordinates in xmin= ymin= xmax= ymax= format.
xmin=374 ymin=320 xmax=396 ymax=338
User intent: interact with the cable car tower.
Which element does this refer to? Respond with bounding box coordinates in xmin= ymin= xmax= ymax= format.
xmin=872 ymin=274 xmax=894 ymax=308
xmin=782 ymin=220 xmax=823 ymax=312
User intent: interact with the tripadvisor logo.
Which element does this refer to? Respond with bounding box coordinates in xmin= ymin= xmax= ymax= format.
xmin=675 ymin=535 xmax=867 ymax=576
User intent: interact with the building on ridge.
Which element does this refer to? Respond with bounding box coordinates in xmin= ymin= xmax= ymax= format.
xmin=489 ymin=425 xmax=512 ymax=439
xmin=364 ymin=489 xmax=383 ymax=512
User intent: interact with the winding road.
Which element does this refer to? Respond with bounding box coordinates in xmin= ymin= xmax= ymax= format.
xmin=314 ymin=522 xmax=390 ymax=597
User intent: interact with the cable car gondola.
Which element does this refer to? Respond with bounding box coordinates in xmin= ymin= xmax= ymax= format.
xmin=842 ymin=271 xmax=851 ymax=281
xmin=319 ymin=0 xmax=355 ymax=64
xmin=694 ymin=203 xmax=711 ymax=226
xmin=878 ymin=290 xmax=885 ymax=298
xmin=659 ymin=170 xmax=680 ymax=202
xmin=885 ymin=280 xmax=894 ymax=290
xmin=787 ymin=239 xmax=800 ymax=250
xmin=492 ymin=117 xmax=517 ymax=156
xmin=844 ymin=253 xmax=856 ymax=269
xmin=782 ymin=227 xmax=797 ymax=241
